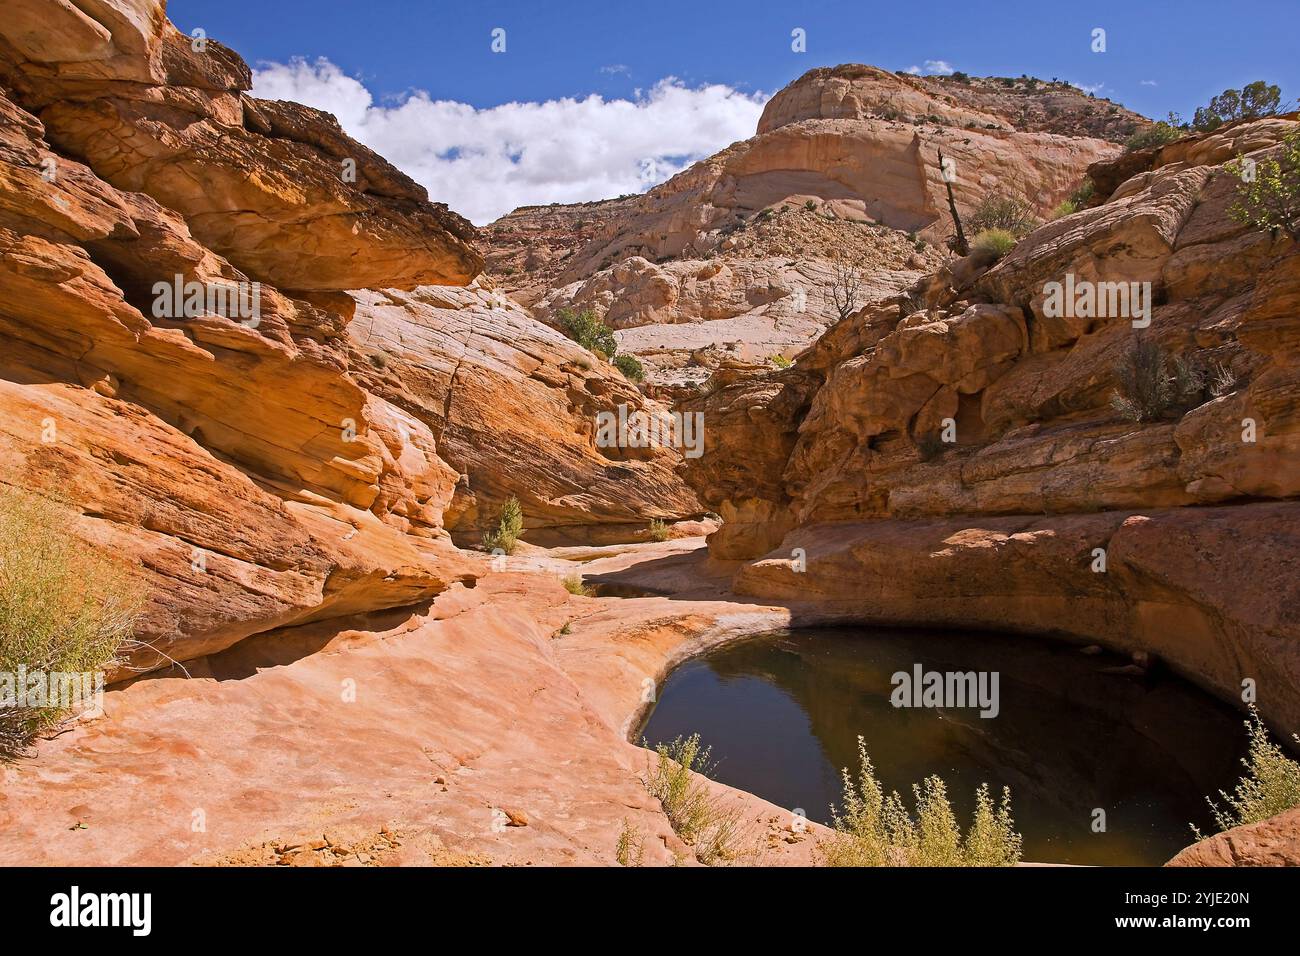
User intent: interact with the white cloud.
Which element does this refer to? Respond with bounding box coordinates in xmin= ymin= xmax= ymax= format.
xmin=905 ymin=59 xmax=955 ymax=76
xmin=251 ymin=57 xmax=766 ymax=224
xmin=1077 ymin=81 xmax=1106 ymax=94
xmin=1140 ymin=79 xmax=1158 ymax=87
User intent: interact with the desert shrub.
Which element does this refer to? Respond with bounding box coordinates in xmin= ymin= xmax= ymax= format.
xmin=615 ymin=818 xmax=645 ymax=866
xmin=967 ymin=193 xmax=1038 ymax=237
xmin=481 ymin=495 xmax=524 ymax=555
xmin=612 ymin=353 xmax=644 ymax=382
xmin=970 ymin=228 xmax=1017 ymax=261
xmin=1051 ymin=199 xmax=1078 ymax=219
xmin=1194 ymin=707 xmax=1300 ymax=838
xmin=1227 ymin=127 xmax=1300 ymax=240
xmin=1125 ymin=119 xmax=1182 ymax=152
xmin=769 ymin=354 xmax=793 ymax=369
xmin=557 ymin=307 xmax=617 ymax=357
xmin=642 ymin=733 xmax=743 ymax=865
xmin=1070 ymin=178 xmax=1096 ymax=207
xmin=561 ymin=574 xmax=592 ymax=596
xmin=647 ymin=519 xmax=671 ymax=542
xmin=0 ymin=490 xmax=143 ymax=759
xmin=1110 ymin=340 xmax=1206 ymax=422
xmin=1193 ymin=81 xmax=1284 ymax=132
xmin=822 ymin=737 xmax=1021 ymax=867
xmin=804 ymin=200 xmax=818 ymax=211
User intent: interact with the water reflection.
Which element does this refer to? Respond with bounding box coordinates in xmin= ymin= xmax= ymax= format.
xmin=638 ymin=628 xmax=1246 ymax=865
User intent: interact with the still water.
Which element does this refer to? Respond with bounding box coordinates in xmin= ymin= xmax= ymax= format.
xmin=638 ymin=628 xmax=1248 ymax=865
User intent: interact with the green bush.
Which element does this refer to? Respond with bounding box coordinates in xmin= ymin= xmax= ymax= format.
xmin=1195 ymin=707 xmax=1300 ymax=838
xmin=1124 ymin=120 xmax=1182 ymax=152
xmin=823 ymin=737 xmax=1021 ymax=866
xmin=970 ymin=228 xmax=1017 ymax=261
xmin=1227 ymin=127 xmax=1300 ymax=240
xmin=481 ymin=495 xmax=524 ymax=555
xmin=1069 ymin=178 xmax=1096 ymax=207
xmin=769 ymin=354 xmax=793 ymax=369
xmin=1051 ymin=199 xmax=1078 ymax=219
xmin=0 ymin=490 xmax=143 ymax=759
xmin=557 ymin=307 xmax=617 ymax=357
xmin=647 ymin=519 xmax=671 ymax=542
xmin=612 ymin=353 xmax=644 ymax=382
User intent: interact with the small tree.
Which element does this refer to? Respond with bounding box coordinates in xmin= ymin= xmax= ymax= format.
xmin=1227 ymin=127 xmax=1300 ymax=240
xmin=937 ymin=148 xmax=969 ymax=255
xmin=828 ymin=255 xmax=866 ymax=321
xmin=1193 ymin=81 xmax=1285 ymax=132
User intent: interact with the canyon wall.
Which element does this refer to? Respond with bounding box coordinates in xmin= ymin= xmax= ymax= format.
xmin=0 ymin=0 xmax=700 ymax=677
xmin=685 ymin=115 xmax=1300 ymax=730
xmin=487 ymin=64 xmax=1136 ymax=388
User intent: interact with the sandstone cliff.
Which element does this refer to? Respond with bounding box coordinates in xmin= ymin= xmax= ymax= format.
xmin=0 ymin=0 xmax=702 ymax=677
xmin=488 ymin=65 xmax=1131 ymax=388
xmin=684 ymin=115 xmax=1300 ymax=731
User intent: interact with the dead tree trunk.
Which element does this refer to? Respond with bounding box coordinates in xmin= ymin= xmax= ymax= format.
xmin=938 ymin=148 xmax=969 ymax=256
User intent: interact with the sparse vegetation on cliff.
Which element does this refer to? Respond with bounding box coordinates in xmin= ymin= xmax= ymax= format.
xmin=968 ymin=192 xmax=1038 ymax=237
xmin=1228 ymin=126 xmax=1300 ymax=240
xmin=823 ymin=736 xmax=1022 ymax=866
xmin=1195 ymin=708 xmax=1300 ymax=838
xmin=1124 ymin=114 xmax=1184 ymax=152
xmin=0 ymin=490 xmax=143 ymax=759
xmin=557 ymin=307 xmax=617 ymax=357
xmin=561 ymin=573 xmax=593 ymax=596
xmin=1110 ymin=339 xmax=1206 ymax=422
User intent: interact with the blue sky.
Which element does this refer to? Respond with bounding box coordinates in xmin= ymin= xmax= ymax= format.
xmin=167 ymin=0 xmax=1299 ymax=222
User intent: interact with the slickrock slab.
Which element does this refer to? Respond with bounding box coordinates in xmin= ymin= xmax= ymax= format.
xmin=0 ymin=552 xmax=823 ymax=867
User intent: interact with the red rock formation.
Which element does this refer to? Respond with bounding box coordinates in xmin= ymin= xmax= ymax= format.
xmin=686 ymin=116 xmax=1300 ymax=731
xmin=487 ymin=64 xmax=1125 ymax=388
xmin=1167 ymin=808 xmax=1300 ymax=866
xmin=0 ymin=0 xmax=702 ymax=677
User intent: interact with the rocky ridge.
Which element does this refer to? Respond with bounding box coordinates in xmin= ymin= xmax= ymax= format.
xmin=487 ymin=65 xmax=1130 ymax=388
